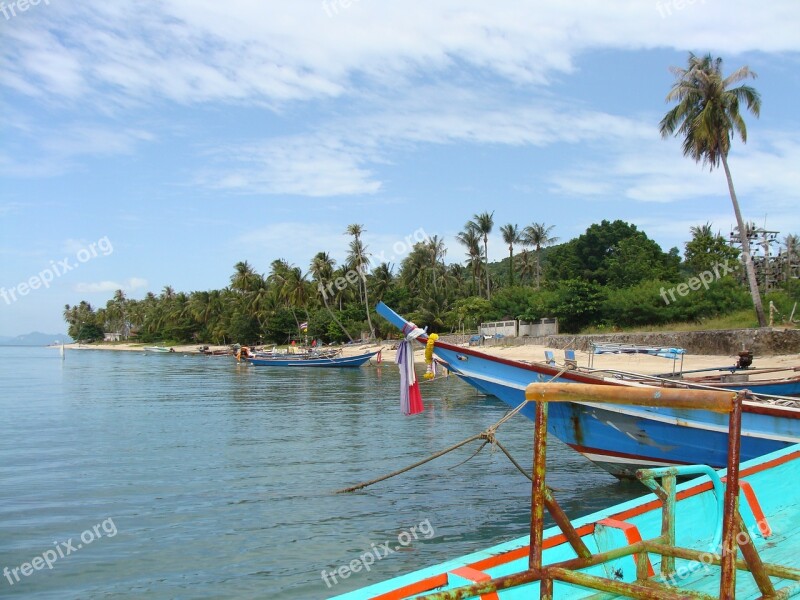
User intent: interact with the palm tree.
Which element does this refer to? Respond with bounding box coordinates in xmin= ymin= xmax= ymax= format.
xmin=689 ymin=222 xmax=714 ymax=240
xmin=231 ymin=261 xmax=259 ymax=294
xmin=499 ymin=223 xmax=521 ymax=287
xmin=660 ymin=52 xmax=766 ymax=326
xmin=345 ymin=224 xmax=374 ymax=338
xmin=428 ymin=235 xmax=447 ymax=292
xmin=456 ymin=227 xmax=483 ymax=296
xmin=466 ymin=212 xmax=494 ymax=299
xmin=522 ymin=222 xmax=558 ymax=289
xmin=309 ymin=251 xmax=354 ymax=342
xmin=371 ymin=262 xmax=394 ymax=301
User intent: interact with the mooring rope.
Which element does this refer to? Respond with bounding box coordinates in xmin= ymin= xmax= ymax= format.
xmin=334 ymin=364 xmax=571 ymax=494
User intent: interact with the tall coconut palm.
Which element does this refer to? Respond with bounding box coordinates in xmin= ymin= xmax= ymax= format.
xmin=345 ymin=224 xmax=374 ymax=338
xmin=660 ymin=52 xmax=766 ymax=326
xmin=309 ymin=251 xmax=354 ymax=342
xmin=466 ymin=212 xmax=494 ymax=299
xmin=499 ymin=223 xmax=521 ymax=287
xmin=522 ymin=222 xmax=558 ymax=289
xmin=456 ymin=227 xmax=483 ymax=296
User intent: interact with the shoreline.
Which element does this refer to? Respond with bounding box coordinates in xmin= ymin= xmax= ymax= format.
xmin=62 ymin=341 xmax=799 ymax=378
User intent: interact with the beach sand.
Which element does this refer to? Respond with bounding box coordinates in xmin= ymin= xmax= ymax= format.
xmin=66 ymin=340 xmax=799 ymax=380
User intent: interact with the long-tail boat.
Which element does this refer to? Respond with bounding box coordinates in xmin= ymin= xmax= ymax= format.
xmin=248 ymin=350 xmax=377 ymax=368
xmin=376 ymin=302 xmax=800 ymax=478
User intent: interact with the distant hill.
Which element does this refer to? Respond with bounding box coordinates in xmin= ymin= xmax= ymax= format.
xmin=0 ymin=332 xmax=73 ymax=346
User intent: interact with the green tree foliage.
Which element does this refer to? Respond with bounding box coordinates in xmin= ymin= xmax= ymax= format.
xmin=683 ymin=223 xmax=740 ymax=275
xmin=551 ymin=280 xmax=606 ymax=333
xmin=487 ymin=286 xmax=536 ymax=321
xmin=547 ymin=220 xmax=680 ymax=287
xmin=65 ymin=216 xmax=764 ymax=341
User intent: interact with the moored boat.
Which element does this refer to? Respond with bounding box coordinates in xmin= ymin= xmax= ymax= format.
xmin=333 ymin=384 xmax=800 ymax=599
xmin=376 ymin=302 xmax=800 ymax=478
xmin=248 ymin=350 xmax=377 ymax=368
xmin=143 ymin=345 xmax=173 ymax=353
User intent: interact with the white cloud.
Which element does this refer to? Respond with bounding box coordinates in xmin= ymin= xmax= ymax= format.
xmin=4 ymin=1 xmax=800 ymax=107
xmin=0 ymin=124 xmax=154 ymax=178
xmin=73 ymin=278 xmax=148 ymax=294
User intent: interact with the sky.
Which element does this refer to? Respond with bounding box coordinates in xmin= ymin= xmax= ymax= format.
xmin=1 ymin=0 xmax=800 ymax=335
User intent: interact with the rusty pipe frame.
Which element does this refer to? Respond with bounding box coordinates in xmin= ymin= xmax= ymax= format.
xmin=419 ymin=386 xmax=757 ymax=600
xmin=525 ymin=382 xmax=737 ymax=413
xmin=529 ymin=396 xmax=547 ymax=572
xmin=641 ymin=541 xmax=800 ymax=582
xmin=719 ymin=393 xmax=743 ymax=597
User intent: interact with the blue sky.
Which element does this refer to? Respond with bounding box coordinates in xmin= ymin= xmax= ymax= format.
xmin=2 ymin=0 xmax=799 ymax=335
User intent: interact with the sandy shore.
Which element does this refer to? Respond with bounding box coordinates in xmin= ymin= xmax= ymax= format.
xmin=66 ymin=340 xmax=799 ymax=379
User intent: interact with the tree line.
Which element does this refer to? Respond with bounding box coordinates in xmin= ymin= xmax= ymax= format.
xmin=63 ymin=217 xmax=799 ymax=343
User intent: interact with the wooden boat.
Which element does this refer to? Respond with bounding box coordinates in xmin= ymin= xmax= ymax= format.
xmin=143 ymin=346 xmax=173 ymax=353
xmin=197 ymin=345 xmax=234 ymax=357
xmin=376 ymin=302 xmax=800 ymax=478
xmin=248 ymin=350 xmax=377 ymax=368
xmin=252 ymin=348 xmax=341 ymax=360
xmin=333 ymin=384 xmax=800 ymax=599
xmin=681 ymin=369 xmax=800 ymax=396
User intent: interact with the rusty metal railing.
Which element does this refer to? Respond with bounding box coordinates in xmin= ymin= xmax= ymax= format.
xmin=416 ymin=383 xmax=800 ymax=599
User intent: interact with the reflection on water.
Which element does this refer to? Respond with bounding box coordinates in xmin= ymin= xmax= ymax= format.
xmin=0 ymin=347 xmax=643 ymax=599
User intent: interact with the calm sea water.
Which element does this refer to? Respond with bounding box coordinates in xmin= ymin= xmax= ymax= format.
xmin=0 ymin=346 xmax=643 ymax=599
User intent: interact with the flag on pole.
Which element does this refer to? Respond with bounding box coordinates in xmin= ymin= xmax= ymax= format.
xmin=299 ymin=321 xmax=308 ymax=329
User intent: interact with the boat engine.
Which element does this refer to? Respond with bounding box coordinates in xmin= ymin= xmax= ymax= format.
xmin=735 ymin=350 xmax=753 ymax=369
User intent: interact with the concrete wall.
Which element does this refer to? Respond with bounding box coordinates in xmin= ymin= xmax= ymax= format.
xmin=519 ymin=318 xmax=559 ymax=337
xmin=479 ymin=320 xmax=518 ymax=337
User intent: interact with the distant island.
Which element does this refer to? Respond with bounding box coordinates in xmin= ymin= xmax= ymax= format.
xmin=0 ymin=332 xmax=73 ymax=346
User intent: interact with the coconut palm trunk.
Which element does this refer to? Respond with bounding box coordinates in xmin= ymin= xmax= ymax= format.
xmin=721 ymin=150 xmax=766 ymax=326
xmin=323 ymin=294 xmax=354 ymax=343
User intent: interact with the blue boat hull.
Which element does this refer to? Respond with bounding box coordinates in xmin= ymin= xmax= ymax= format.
xmin=248 ymin=351 xmax=377 ymax=368
xmin=375 ymin=302 xmax=800 ymax=478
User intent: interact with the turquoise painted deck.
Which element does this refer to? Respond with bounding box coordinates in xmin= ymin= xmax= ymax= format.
xmin=334 ymin=444 xmax=800 ymax=599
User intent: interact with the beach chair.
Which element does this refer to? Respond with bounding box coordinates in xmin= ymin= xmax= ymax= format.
xmin=544 ymin=350 xmax=556 ymax=366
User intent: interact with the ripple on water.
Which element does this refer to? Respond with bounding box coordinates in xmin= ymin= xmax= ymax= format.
xmin=0 ymin=347 xmax=638 ymax=599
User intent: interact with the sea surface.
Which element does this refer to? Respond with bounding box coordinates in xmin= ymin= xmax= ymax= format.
xmin=0 ymin=346 xmax=644 ymax=599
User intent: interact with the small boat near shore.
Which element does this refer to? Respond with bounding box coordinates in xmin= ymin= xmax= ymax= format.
xmin=196 ymin=345 xmax=234 ymax=357
xmin=247 ymin=350 xmax=378 ymax=368
xmin=376 ymin=302 xmax=800 ymax=478
xmin=334 ymin=383 xmax=800 ymax=599
xmin=143 ymin=346 xmax=173 ymax=353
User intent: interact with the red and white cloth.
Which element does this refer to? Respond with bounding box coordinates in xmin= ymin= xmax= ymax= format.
xmin=396 ymin=323 xmax=425 ymax=415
